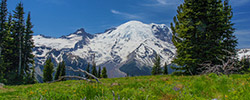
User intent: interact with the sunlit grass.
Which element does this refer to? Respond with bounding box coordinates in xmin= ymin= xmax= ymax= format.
xmin=0 ymin=74 xmax=250 ymax=100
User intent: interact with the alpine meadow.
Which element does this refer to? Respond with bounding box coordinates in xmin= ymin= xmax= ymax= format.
xmin=1 ymin=0 xmax=250 ymax=100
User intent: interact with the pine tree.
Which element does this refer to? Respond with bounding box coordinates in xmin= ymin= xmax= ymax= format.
xmin=30 ymin=64 xmax=36 ymax=83
xmin=85 ymin=63 xmax=90 ymax=78
xmin=60 ymin=61 xmax=66 ymax=77
xmin=221 ymin=0 xmax=237 ymax=58
xmin=91 ymin=63 xmax=97 ymax=77
xmin=43 ymin=58 xmax=54 ymax=82
xmin=97 ymin=66 xmax=101 ymax=78
xmin=101 ymin=67 xmax=107 ymax=78
xmin=13 ymin=2 xmax=25 ymax=77
xmin=0 ymin=0 xmax=8 ymax=83
xmin=163 ymin=62 xmax=168 ymax=75
xmin=23 ymin=12 xmax=34 ymax=75
xmin=170 ymin=0 xmax=237 ymax=75
xmin=54 ymin=62 xmax=62 ymax=80
xmin=151 ymin=54 xmax=162 ymax=75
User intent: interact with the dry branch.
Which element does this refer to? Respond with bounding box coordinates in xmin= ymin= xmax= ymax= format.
xmin=49 ymin=76 xmax=94 ymax=83
xmin=68 ymin=67 xmax=101 ymax=83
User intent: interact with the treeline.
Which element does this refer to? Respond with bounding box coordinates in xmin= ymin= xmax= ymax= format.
xmin=0 ymin=0 xmax=36 ymax=85
xmin=42 ymin=58 xmax=108 ymax=83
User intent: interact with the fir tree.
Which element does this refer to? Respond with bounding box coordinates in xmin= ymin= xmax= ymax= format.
xmin=0 ymin=0 xmax=8 ymax=83
xmin=54 ymin=62 xmax=62 ymax=80
xmin=13 ymin=2 xmax=25 ymax=77
xmin=23 ymin=12 xmax=34 ymax=75
xmin=30 ymin=64 xmax=36 ymax=83
xmin=91 ymin=63 xmax=97 ymax=77
xmin=60 ymin=61 xmax=66 ymax=77
xmin=85 ymin=63 xmax=90 ymax=78
xmin=97 ymin=66 xmax=101 ymax=78
xmin=101 ymin=67 xmax=107 ymax=78
xmin=163 ymin=62 xmax=168 ymax=75
xmin=151 ymin=54 xmax=162 ymax=75
xmin=171 ymin=0 xmax=237 ymax=75
xmin=43 ymin=58 xmax=54 ymax=82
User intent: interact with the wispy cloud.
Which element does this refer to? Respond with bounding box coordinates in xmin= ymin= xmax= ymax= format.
xmin=231 ymin=0 xmax=250 ymax=7
xmin=235 ymin=30 xmax=250 ymax=35
xmin=111 ymin=9 xmax=142 ymax=19
xmin=233 ymin=19 xmax=250 ymax=23
xmin=234 ymin=12 xmax=250 ymax=15
xmin=141 ymin=0 xmax=181 ymax=7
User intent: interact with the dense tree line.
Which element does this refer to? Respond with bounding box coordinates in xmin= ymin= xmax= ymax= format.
xmin=170 ymin=0 xmax=238 ymax=75
xmin=151 ymin=54 xmax=169 ymax=75
xmin=0 ymin=0 xmax=35 ymax=85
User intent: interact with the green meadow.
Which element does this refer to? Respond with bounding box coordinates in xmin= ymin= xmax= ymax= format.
xmin=1 ymin=74 xmax=250 ymax=100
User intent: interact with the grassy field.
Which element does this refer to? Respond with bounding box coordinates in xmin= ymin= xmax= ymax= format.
xmin=0 ymin=74 xmax=250 ymax=100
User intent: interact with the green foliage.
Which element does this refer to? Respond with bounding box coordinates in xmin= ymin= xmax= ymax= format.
xmin=151 ymin=54 xmax=162 ymax=75
xmin=1 ymin=74 xmax=250 ymax=99
xmin=54 ymin=62 xmax=62 ymax=80
xmin=43 ymin=58 xmax=54 ymax=82
xmin=97 ymin=66 xmax=101 ymax=78
xmin=0 ymin=1 xmax=35 ymax=85
xmin=85 ymin=63 xmax=90 ymax=78
xmin=163 ymin=62 xmax=168 ymax=75
xmin=239 ymin=57 xmax=250 ymax=73
xmin=91 ymin=62 xmax=97 ymax=77
xmin=171 ymin=0 xmax=237 ymax=75
xmin=60 ymin=61 xmax=66 ymax=77
xmin=101 ymin=67 xmax=107 ymax=78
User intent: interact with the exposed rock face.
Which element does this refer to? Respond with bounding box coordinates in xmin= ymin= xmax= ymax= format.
xmin=33 ymin=21 xmax=176 ymax=82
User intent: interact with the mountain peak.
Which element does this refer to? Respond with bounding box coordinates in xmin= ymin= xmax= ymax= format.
xmin=75 ymin=28 xmax=86 ymax=35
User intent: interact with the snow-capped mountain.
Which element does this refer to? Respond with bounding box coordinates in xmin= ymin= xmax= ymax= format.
xmin=237 ymin=49 xmax=250 ymax=59
xmin=33 ymin=21 xmax=176 ymax=82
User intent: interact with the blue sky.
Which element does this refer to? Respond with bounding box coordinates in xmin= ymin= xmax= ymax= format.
xmin=7 ymin=0 xmax=250 ymax=49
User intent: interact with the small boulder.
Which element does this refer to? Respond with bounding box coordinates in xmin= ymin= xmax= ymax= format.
xmin=0 ymin=83 xmax=4 ymax=88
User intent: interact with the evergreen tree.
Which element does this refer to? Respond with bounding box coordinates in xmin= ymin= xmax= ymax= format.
xmin=151 ymin=54 xmax=162 ymax=75
xmin=0 ymin=0 xmax=8 ymax=83
xmin=85 ymin=63 xmax=90 ymax=78
xmin=13 ymin=2 xmax=25 ymax=77
xmin=170 ymin=0 xmax=237 ymax=75
xmin=91 ymin=62 xmax=97 ymax=77
xmin=101 ymin=67 xmax=107 ymax=78
xmin=60 ymin=61 xmax=66 ymax=77
xmin=30 ymin=64 xmax=36 ymax=83
xmin=97 ymin=66 xmax=101 ymax=78
xmin=43 ymin=58 xmax=54 ymax=82
xmin=163 ymin=62 xmax=168 ymax=75
xmin=23 ymin=12 xmax=34 ymax=75
xmin=54 ymin=62 xmax=62 ymax=80
xmin=221 ymin=0 xmax=237 ymax=58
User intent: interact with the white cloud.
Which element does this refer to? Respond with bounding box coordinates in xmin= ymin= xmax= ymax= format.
xmin=142 ymin=0 xmax=182 ymax=7
xmin=111 ymin=9 xmax=142 ymax=19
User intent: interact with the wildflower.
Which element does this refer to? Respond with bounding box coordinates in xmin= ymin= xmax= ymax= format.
xmin=225 ymin=95 xmax=228 ymax=98
xmin=30 ymin=91 xmax=34 ymax=95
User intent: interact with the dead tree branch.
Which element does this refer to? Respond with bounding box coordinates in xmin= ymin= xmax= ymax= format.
xmin=68 ymin=67 xmax=101 ymax=83
xmin=49 ymin=76 xmax=94 ymax=83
